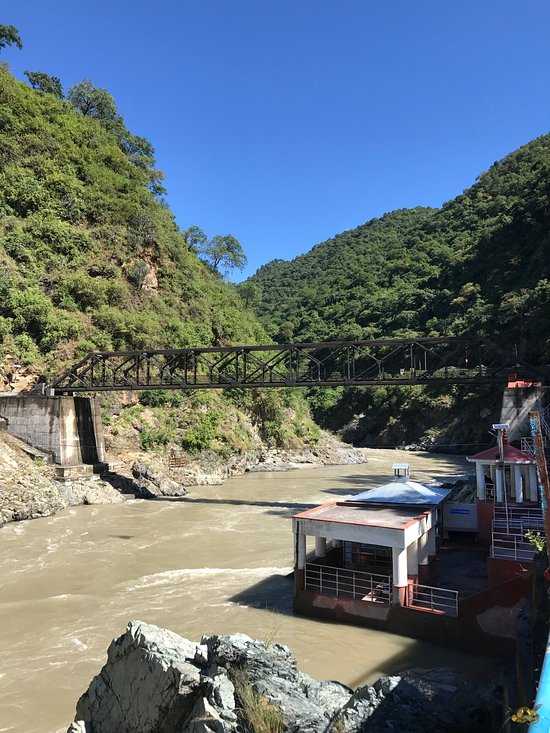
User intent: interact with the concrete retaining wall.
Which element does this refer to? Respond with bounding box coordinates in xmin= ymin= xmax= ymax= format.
xmin=0 ymin=395 xmax=105 ymax=465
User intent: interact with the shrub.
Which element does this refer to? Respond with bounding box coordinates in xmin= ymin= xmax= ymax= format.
xmin=13 ymin=333 xmax=40 ymax=365
xmin=139 ymin=426 xmax=172 ymax=451
xmin=139 ymin=389 xmax=183 ymax=408
xmin=231 ymin=669 xmax=284 ymax=733
xmin=181 ymin=412 xmax=220 ymax=453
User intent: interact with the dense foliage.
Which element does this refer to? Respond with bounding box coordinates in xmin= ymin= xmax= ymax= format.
xmin=246 ymin=134 xmax=550 ymax=447
xmin=0 ymin=65 xmax=318 ymax=453
xmin=0 ymin=65 xmax=264 ymax=369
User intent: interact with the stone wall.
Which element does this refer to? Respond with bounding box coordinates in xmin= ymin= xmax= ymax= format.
xmin=0 ymin=395 xmax=105 ymax=465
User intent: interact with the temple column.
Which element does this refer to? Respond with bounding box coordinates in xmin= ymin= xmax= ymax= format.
xmin=426 ymin=526 xmax=437 ymax=559
xmin=296 ymin=529 xmax=306 ymax=570
xmin=418 ymin=532 xmax=429 ymax=566
xmin=407 ymin=539 xmax=419 ymax=577
xmin=476 ymin=462 xmax=486 ymax=500
xmin=495 ymin=467 xmax=504 ymax=503
xmin=529 ymin=465 xmax=539 ymax=502
xmin=315 ymin=536 xmax=327 ymax=558
xmin=392 ymin=547 xmax=408 ymax=606
xmin=513 ymin=464 xmax=524 ymax=503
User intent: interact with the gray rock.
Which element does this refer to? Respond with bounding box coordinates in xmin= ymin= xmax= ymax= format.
xmin=298 ymin=672 xmax=352 ymax=719
xmin=338 ymin=668 xmax=499 ymax=733
xmin=184 ymin=696 xmax=235 ymax=732
xmin=73 ymin=620 xmax=202 ymax=733
xmin=69 ymin=624 xmax=499 ymax=733
xmin=203 ymin=633 xmax=335 ymax=732
xmin=131 ymin=461 xmax=187 ymax=497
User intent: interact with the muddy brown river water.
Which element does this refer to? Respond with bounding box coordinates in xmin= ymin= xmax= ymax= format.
xmin=1 ymin=449 xmax=490 ymax=733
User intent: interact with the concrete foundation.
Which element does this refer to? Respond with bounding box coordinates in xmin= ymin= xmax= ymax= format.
xmin=0 ymin=395 xmax=105 ymax=466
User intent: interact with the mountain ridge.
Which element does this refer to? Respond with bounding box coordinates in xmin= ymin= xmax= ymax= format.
xmin=245 ymin=133 xmax=550 ymax=448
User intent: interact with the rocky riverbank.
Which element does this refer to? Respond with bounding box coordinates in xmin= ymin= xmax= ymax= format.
xmin=67 ymin=620 xmax=501 ymax=733
xmin=0 ymin=430 xmax=368 ymax=527
xmin=0 ymin=432 xmax=123 ymax=527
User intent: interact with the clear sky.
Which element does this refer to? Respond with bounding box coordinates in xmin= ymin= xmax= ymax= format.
xmin=3 ymin=1 xmax=550 ymax=280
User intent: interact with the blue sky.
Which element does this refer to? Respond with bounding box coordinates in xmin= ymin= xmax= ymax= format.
xmin=3 ymin=1 xmax=550 ymax=280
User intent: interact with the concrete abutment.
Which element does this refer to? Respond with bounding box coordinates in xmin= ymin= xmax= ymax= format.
xmin=0 ymin=394 xmax=105 ymax=466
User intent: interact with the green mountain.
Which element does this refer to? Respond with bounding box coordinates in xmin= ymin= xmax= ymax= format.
xmin=246 ymin=134 xmax=550 ymax=448
xmin=0 ymin=65 xmax=318 ymax=457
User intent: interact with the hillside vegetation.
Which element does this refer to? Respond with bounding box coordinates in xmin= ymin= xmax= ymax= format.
xmin=246 ymin=134 xmax=550 ymax=448
xmin=0 ymin=64 xmax=319 ymax=459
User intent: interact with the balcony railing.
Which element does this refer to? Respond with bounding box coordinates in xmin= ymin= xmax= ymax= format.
xmin=491 ymin=531 xmax=537 ymax=562
xmin=406 ymin=582 xmax=459 ymax=617
xmin=304 ymin=563 xmax=392 ymax=605
xmin=493 ymin=506 xmax=544 ymax=535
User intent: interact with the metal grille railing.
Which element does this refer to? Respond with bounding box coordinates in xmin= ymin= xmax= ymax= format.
xmin=491 ymin=531 xmax=537 ymax=561
xmin=304 ymin=563 xmax=392 ymax=605
xmin=493 ymin=506 xmax=544 ymax=534
xmin=407 ymin=583 xmax=459 ymax=617
xmin=521 ymin=437 xmax=536 ymax=456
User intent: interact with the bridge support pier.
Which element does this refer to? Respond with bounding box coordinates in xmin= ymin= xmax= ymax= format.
xmin=0 ymin=394 xmax=105 ymax=466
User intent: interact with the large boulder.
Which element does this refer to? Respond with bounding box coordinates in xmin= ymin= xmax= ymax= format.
xmin=337 ymin=668 xmax=499 ymax=733
xmin=131 ymin=462 xmax=187 ymax=498
xmin=203 ymin=633 xmax=352 ymax=732
xmin=69 ymin=622 xmax=499 ymax=733
xmin=73 ymin=621 xmax=208 ymax=733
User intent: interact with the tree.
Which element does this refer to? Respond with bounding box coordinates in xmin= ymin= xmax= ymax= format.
xmin=67 ymin=80 xmax=117 ymax=122
xmin=0 ymin=25 xmax=22 ymax=54
xmin=238 ymin=281 xmax=260 ymax=308
xmin=183 ymin=225 xmax=207 ymax=252
xmin=24 ymin=71 xmax=63 ymax=98
xmin=200 ymin=235 xmax=247 ymax=273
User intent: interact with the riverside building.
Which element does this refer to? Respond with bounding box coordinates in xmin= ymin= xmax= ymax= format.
xmin=292 ymin=442 xmax=542 ymax=655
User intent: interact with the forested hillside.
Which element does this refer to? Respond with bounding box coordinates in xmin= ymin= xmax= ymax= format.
xmin=0 ymin=63 xmax=319 ymax=459
xmin=246 ymin=134 xmax=550 ymax=448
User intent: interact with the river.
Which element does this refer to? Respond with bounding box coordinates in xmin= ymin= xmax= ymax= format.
xmin=0 ymin=449 xmax=488 ymax=733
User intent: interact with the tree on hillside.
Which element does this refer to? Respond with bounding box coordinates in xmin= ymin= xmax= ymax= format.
xmin=0 ymin=24 xmax=22 ymax=53
xmin=25 ymin=71 xmax=63 ymax=98
xmin=200 ymin=234 xmax=247 ymax=273
xmin=68 ymin=80 xmax=117 ymax=122
xmin=183 ymin=225 xmax=208 ymax=252
xmin=238 ymin=281 xmax=261 ymax=308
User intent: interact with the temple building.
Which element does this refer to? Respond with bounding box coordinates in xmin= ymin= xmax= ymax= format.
xmin=291 ymin=443 xmax=543 ymax=654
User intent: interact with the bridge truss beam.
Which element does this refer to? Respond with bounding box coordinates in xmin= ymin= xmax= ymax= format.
xmin=45 ymin=337 xmax=517 ymax=395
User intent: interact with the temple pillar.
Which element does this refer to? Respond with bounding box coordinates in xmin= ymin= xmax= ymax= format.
xmin=513 ymin=464 xmax=523 ymax=503
xmin=392 ymin=547 xmax=408 ymax=606
xmin=529 ymin=465 xmax=539 ymax=502
xmin=407 ymin=539 xmax=419 ymax=577
xmin=495 ymin=467 xmax=504 ymax=502
xmin=315 ymin=536 xmax=327 ymax=558
xmin=296 ymin=529 xmax=306 ymax=570
xmin=476 ymin=462 xmax=486 ymax=500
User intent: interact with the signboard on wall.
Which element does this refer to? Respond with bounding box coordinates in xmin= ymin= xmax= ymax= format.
xmin=443 ymin=502 xmax=478 ymax=532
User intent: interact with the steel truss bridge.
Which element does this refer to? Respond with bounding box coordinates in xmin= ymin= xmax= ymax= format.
xmin=44 ymin=336 xmax=533 ymax=395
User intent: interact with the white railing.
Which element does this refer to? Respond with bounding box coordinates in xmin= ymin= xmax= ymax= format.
xmin=521 ymin=437 xmax=536 ymax=455
xmin=406 ymin=583 xmax=459 ymax=617
xmin=491 ymin=531 xmax=537 ymax=562
xmin=304 ymin=563 xmax=392 ymax=605
xmin=493 ymin=506 xmax=544 ymax=534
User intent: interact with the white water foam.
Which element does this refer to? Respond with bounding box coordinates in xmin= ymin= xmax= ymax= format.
xmin=126 ymin=566 xmax=292 ymax=592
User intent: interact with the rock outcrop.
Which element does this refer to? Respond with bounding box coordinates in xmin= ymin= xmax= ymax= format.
xmin=69 ymin=621 xmax=500 ymax=733
xmin=0 ymin=433 xmax=124 ymax=527
xmin=131 ymin=462 xmax=188 ymax=497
